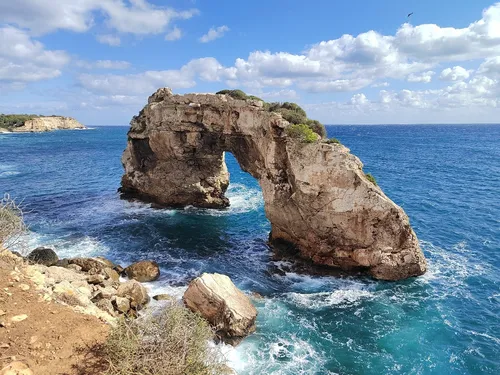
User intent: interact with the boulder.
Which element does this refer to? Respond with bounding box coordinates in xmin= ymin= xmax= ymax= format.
xmin=183 ymin=273 xmax=257 ymax=343
xmin=0 ymin=361 xmax=34 ymax=375
xmin=153 ymin=294 xmax=175 ymax=301
xmin=124 ymin=260 xmax=160 ymax=282
xmin=27 ymin=247 xmax=58 ymax=266
xmin=113 ymin=296 xmax=131 ymax=313
xmin=116 ymin=280 xmax=150 ymax=309
xmin=68 ymin=257 xmax=107 ymax=274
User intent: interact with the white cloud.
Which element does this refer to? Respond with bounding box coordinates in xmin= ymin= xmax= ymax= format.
xmin=0 ymin=0 xmax=199 ymax=36
xmin=260 ymin=89 xmax=299 ymax=100
xmin=96 ymin=34 xmax=121 ymax=46
xmin=0 ymin=26 xmax=69 ymax=84
xmin=165 ymin=26 xmax=182 ymax=41
xmin=199 ymin=25 xmax=229 ymax=43
xmin=209 ymin=3 xmax=500 ymax=92
xmin=76 ymin=60 xmax=131 ymax=70
xmin=371 ymin=82 xmax=390 ymax=88
xmin=477 ymin=57 xmax=500 ymax=78
xmin=407 ymin=71 xmax=435 ymax=83
xmin=440 ymin=66 xmax=471 ymax=81
xmin=78 ymin=57 xmax=235 ymax=95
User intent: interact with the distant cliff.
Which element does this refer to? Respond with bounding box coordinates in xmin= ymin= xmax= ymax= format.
xmin=0 ymin=115 xmax=86 ymax=133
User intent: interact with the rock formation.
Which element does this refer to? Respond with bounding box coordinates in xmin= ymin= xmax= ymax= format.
xmin=9 ymin=116 xmax=86 ymax=132
xmin=183 ymin=273 xmax=257 ymax=344
xmin=121 ymin=88 xmax=427 ymax=281
xmin=124 ymin=260 xmax=160 ymax=282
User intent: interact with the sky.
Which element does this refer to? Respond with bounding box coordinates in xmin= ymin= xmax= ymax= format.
xmin=2 ymin=0 xmax=500 ymax=125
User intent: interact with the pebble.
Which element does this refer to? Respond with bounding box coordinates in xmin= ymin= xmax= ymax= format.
xmin=10 ymin=314 xmax=28 ymax=323
xmin=18 ymin=284 xmax=30 ymax=291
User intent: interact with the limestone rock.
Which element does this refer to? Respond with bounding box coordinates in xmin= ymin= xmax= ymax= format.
xmin=183 ymin=273 xmax=257 ymax=343
xmin=152 ymin=294 xmax=174 ymax=301
xmin=120 ymin=88 xmax=427 ymax=281
xmin=27 ymin=247 xmax=58 ymax=266
xmin=0 ymin=361 xmax=34 ymax=375
xmin=124 ymin=260 xmax=160 ymax=282
xmin=10 ymin=116 xmax=85 ymax=132
xmin=10 ymin=314 xmax=28 ymax=323
xmin=116 ymin=280 xmax=150 ymax=308
xmin=113 ymin=296 xmax=131 ymax=313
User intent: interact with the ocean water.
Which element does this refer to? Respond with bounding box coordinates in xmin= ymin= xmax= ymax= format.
xmin=0 ymin=125 xmax=499 ymax=375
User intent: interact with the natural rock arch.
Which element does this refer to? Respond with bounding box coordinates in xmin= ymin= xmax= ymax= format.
xmin=121 ymin=88 xmax=427 ymax=280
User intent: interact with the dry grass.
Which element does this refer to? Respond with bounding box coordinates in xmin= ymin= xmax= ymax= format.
xmin=0 ymin=193 xmax=27 ymax=249
xmin=103 ymin=303 xmax=230 ymax=375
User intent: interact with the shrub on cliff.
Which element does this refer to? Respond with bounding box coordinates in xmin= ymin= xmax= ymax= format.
xmin=216 ymin=89 xmax=248 ymax=100
xmin=324 ymin=137 xmax=341 ymax=145
xmin=306 ymin=119 xmax=327 ymax=138
xmin=365 ymin=173 xmax=377 ymax=186
xmin=0 ymin=194 xmax=26 ymax=249
xmin=103 ymin=303 xmax=228 ymax=375
xmin=286 ymin=124 xmax=319 ymax=143
xmin=0 ymin=114 xmax=39 ymax=129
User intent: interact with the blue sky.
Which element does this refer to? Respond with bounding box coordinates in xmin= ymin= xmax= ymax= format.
xmin=2 ymin=0 xmax=500 ymax=125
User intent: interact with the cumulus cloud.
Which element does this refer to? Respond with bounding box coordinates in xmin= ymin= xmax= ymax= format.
xmin=440 ymin=66 xmax=471 ymax=81
xmin=199 ymin=25 xmax=229 ymax=43
xmin=78 ymin=57 xmax=235 ymax=95
xmin=477 ymin=57 xmax=500 ymax=78
xmin=165 ymin=26 xmax=182 ymax=41
xmin=407 ymin=71 xmax=435 ymax=83
xmin=96 ymin=34 xmax=121 ymax=46
xmin=0 ymin=26 xmax=69 ymax=85
xmin=0 ymin=0 xmax=199 ymax=36
xmin=76 ymin=60 xmax=131 ymax=70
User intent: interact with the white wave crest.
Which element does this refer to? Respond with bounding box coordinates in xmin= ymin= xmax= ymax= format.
xmin=286 ymin=288 xmax=374 ymax=309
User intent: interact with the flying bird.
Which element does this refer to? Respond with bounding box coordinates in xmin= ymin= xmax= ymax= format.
xmin=407 ymin=12 xmax=414 ymax=18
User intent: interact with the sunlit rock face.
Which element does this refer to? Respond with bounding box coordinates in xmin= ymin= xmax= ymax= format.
xmin=121 ymin=88 xmax=426 ymax=281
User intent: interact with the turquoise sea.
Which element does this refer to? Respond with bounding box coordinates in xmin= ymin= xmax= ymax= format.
xmin=0 ymin=125 xmax=499 ymax=374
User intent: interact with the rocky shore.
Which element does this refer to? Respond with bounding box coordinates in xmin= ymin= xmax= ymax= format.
xmin=0 ymin=248 xmax=255 ymax=374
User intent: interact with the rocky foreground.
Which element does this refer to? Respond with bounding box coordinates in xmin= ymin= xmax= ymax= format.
xmin=0 ymin=248 xmax=256 ymax=374
xmin=121 ymin=88 xmax=426 ymax=281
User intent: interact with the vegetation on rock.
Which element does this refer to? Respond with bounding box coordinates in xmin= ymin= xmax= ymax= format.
xmin=215 ymin=89 xmax=326 ymax=139
xmin=103 ymin=303 xmax=228 ymax=375
xmin=365 ymin=173 xmax=377 ymax=186
xmin=324 ymin=137 xmax=341 ymax=145
xmin=0 ymin=114 xmax=39 ymax=129
xmin=0 ymin=193 xmax=26 ymax=249
xmin=285 ymin=124 xmax=320 ymax=143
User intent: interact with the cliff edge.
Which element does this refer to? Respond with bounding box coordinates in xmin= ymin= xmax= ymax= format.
xmin=0 ymin=115 xmax=86 ymax=133
xmin=120 ymin=88 xmax=427 ymax=281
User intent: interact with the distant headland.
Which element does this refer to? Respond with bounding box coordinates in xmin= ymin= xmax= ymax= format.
xmin=0 ymin=114 xmax=86 ymax=133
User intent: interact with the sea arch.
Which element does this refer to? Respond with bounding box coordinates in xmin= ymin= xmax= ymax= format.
xmin=120 ymin=88 xmax=426 ymax=281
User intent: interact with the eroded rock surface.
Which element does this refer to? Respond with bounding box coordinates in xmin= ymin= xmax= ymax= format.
xmin=121 ymin=88 xmax=427 ymax=280
xmin=10 ymin=116 xmax=86 ymax=132
xmin=183 ymin=273 xmax=257 ymax=344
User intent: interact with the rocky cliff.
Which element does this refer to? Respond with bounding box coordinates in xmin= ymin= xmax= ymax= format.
xmin=10 ymin=116 xmax=86 ymax=132
xmin=120 ymin=88 xmax=427 ymax=281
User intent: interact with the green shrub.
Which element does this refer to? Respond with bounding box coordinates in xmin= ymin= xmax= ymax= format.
xmin=0 ymin=114 xmax=39 ymax=129
xmin=247 ymin=95 xmax=263 ymax=102
xmin=275 ymin=108 xmax=307 ymax=125
xmin=214 ymin=91 xmax=325 ymax=139
xmin=325 ymin=138 xmax=341 ymax=145
xmin=365 ymin=173 xmax=377 ymax=186
xmin=215 ymin=89 xmax=248 ymax=100
xmin=0 ymin=194 xmax=26 ymax=249
xmin=286 ymin=124 xmax=319 ymax=143
xmin=306 ymin=119 xmax=327 ymax=138
xmin=103 ymin=303 xmax=228 ymax=375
